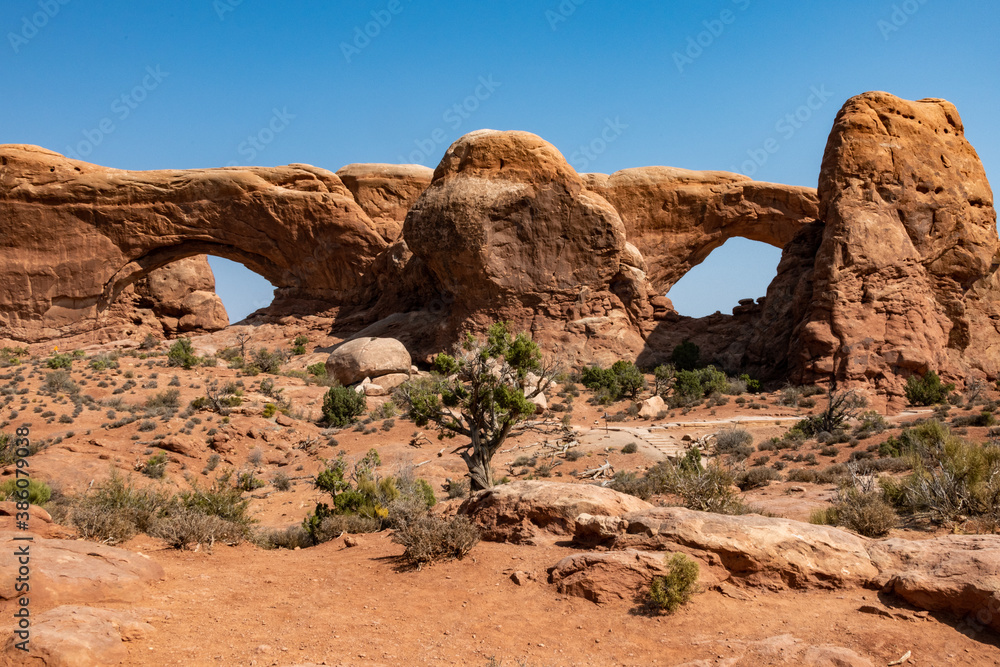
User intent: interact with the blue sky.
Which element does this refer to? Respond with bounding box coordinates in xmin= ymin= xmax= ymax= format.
xmin=4 ymin=1 xmax=998 ymax=321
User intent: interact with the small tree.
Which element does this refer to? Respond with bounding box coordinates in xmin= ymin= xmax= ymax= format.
xmin=399 ymin=322 xmax=558 ymax=491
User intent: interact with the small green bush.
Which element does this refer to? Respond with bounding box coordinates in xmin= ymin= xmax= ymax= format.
xmin=0 ymin=478 xmax=52 ymax=505
xmin=167 ymin=339 xmax=200 ymax=369
xmin=142 ymin=453 xmax=168 ymax=479
xmin=307 ymin=363 xmax=327 ymax=377
xmin=905 ymin=370 xmax=955 ymax=406
xmin=581 ymin=360 xmax=645 ymax=401
xmin=648 ymin=553 xmax=699 ymax=613
xmin=432 ymin=353 xmax=459 ymax=376
xmin=322 ymin=386 xmax=367 ymax=427
xmin=262 ymin=403 xmax=277 ymax=418
xmin=622 ymin=442 xmax=639 ymax=455
xmin=46 ymin=353 xmax=73 ymax=369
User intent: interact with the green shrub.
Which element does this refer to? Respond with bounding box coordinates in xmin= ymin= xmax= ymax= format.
xmin=307 ymin=363 xmax=327 ymax=377
xmin=69 ymin=470 xmax=171 ymax=544
xmin=251 ymin=348 xmax=286 ymax=374
xmin=142 ymin=453 xmax=168 ymax=479
xmin=737 ymin=466 xmax=781 ymax=490
xmin=167 ymin=339 xmax=199 ymax=369
xmin=46 ymin=353 xmax=73 ymax=369
xmin=580 ymin=361 xmax=645 ymax=401
xmin=836 ymin=489 xmax=897 ymax=537
xmin=322 ymin=386 xmax=367 ymax=426
xmin=432 ymin=353 xmax=459 ymax=376
xmin=648 ymin=553 xmax=699 ymax=613
xmin=739 ymin=373 xmax=762 ymax=393
xmin=715 ymin=427 xmax=753 ymax=457
xmin=145 ymin=389 xmax=180 ymax=409
xmin=905 ymin=370 xmax=955 ymax=406
xmin=392 ymin=515 xmax=480 ymax=567
xmin=0 ymin=478 xmax=52 ymax=505
xmin=622 ymin=442 xmax=639 ymax=455
xmin=291 ymin=335 xmax=309 ymax=355
xmin=89 ymin=353 xmax=119 ymax=371
xmin=262 ymin=403 xmax=277 ymax=418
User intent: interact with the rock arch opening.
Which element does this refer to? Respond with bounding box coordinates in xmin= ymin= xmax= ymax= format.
xmin=205 ymin=256 xmax=277 ymax=324
xmin=665 ymin=238 xmax=782 ymax=318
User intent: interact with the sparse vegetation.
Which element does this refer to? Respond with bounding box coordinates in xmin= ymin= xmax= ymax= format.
xmin=581 ymin=360 xmax=645 ymax=401
xmin=648 ymin=553 xmax=699 ymax=613
xmin=322 ymin=386 xmax=367 ymax=427
xmin=167 ymin=338 xmax=200 ymax=369
xmin=905 ymin=370 xmax=955 ymax=406
xmin=392 ymin=514 xmax=480 ymax=567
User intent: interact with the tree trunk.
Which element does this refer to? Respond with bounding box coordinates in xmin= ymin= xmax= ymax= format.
xmin=465 ymin=448 xmax=495 ymax=492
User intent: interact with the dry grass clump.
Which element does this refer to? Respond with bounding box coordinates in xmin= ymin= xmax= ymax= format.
xmin=392 ymin=515 xmax=480 ymax=567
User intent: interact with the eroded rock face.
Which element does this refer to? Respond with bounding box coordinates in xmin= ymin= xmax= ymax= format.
xmin=132 ymin=255 xmax=229 ymax=333
xmin=393 ymin=130 xmax=655 ymax=364
xmin=336 ymin=163 xmax=433 ymax=243
xmin=0 ymin=145 xmax=386 ymax=343
xmin=790 ymin=92 xmax=998 ymax=391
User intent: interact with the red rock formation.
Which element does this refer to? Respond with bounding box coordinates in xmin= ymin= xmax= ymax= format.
xmin=131 ymin=255 xmax=229 ymax=333
xmin=789 ymin=92 xmax=998 ymax=392
xmin=0 ymin=145 xmax=386 ymax=343
xmin=336 ymin=163 xmax=433 ymax=243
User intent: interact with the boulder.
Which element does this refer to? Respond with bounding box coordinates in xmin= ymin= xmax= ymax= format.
xmin=325 ymin=337 xmax=412 ymax=386
xmin=0 ymin=534 xmax=164 ymax=606
xmin=868 ymin=534 xmax=1000 ymax=633
xmin=0 ymin=606 xmax=159 ymax=667
xmin=574 ymin=506 xmax=878 ymax=589
xmin=638 ymin=395 xmax=665 ymax=419
xmin=548 ymin=550 xmax=672 ymax=603
xmin=462 ymin=481 xmax=651 ymax=544
xmin=132 ymin=255 xmax=228 ymax=333
xmin=156 ymin=435 xmax=199 ymax=458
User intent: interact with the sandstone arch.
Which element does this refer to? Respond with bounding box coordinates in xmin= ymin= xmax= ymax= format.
xmin=583 ymin=167 xmax=820 ymax=292
xmin=0 ymin=144 xmax=389 ymax=342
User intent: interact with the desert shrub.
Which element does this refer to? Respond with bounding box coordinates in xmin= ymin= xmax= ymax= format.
xmin=716 ymin=428 xmax=753 ymax=457
xmin=261 ymin=525 xmax=313 ymax=550
xmin=786 ymin=468 xmax=817 ymax=484
xmin=203 ymin=454 xmax=221 ymax=473
xmin=262 ymin=403 xmax=277 ymax=418
xmin=291 ymin=335 xmax=309 ymax=355
xmin=392 ymin=514 xmax=480 ymax=567
xmin=150 ymin=508 xmax=245 ymax=549
xmin=432 ymin=353 xmax=459 ymax=376
xmin=167 ymin=338 xmax=199 ymax=369
xmin=952 ymin=411 xmax=996 ymax=428
xmin=89 ymin=353 xmax=119 ymax=371
xmin=905 ymin=370 xmax=955 ymax=406
xmin=142 ymin=453 xmax=168 ymax=479
xmin=622 ymin=442 xmax=639 ymax=454
xmin=178 ymin=473 xmax=254 ymax=529
xmin=737 ymin=466 xmax=781 ymax=490
xmin=853 ymin=410 xmax=887 ymax=436
xmin=370 ymin=400 xmax=398 ymax=421
xmin=778 ymin=386 xmax=802 ymax=407
xmin=251 ymin=348 xmax=287 ymax=374
xmin=639 ymin=456 xmax=752 ymax=515
xmin=307 ymin=362 xmax=328 ymax=378
xmin=0 ymin=478 xmax=52 ymax=505
xmin=146 ymin=389 xmax=180 ymax=409
xmin=836 ymin=489 xmax=897 ymax=537
xmin=794 ymin=390 xmax=867 ymax=436
xmin=446 ymin=477 xmax=470 ymax=499
xmin=69 ymin=471 xmax=170 ymax=544
xmin=648 ymin=553 xmax=699 ymax=613
xmin=739 ymin=373 xmax=762 ymax=394
xmin=670 ymin=341 xmax=700 ymax=371
xmin=609 ymin=471 xmax=652 ymax=500
xmin=46 ymin=353 xmax=73 ymax=369
xmin=44 ymin=370 xmax=78 ymax=394
xmin=322 ymin=386 xmax=367 ymax=426
xmin=236 ymin=470 xmax=265 ymax=491
xmin=247 ymin=448 xmax=263 ymax=466
xmin=271 ymin=471 xmax=291 ymax=491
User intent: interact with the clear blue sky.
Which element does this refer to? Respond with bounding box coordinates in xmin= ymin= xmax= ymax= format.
xmin=4 ymin=1 xmax=998 ymax=321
